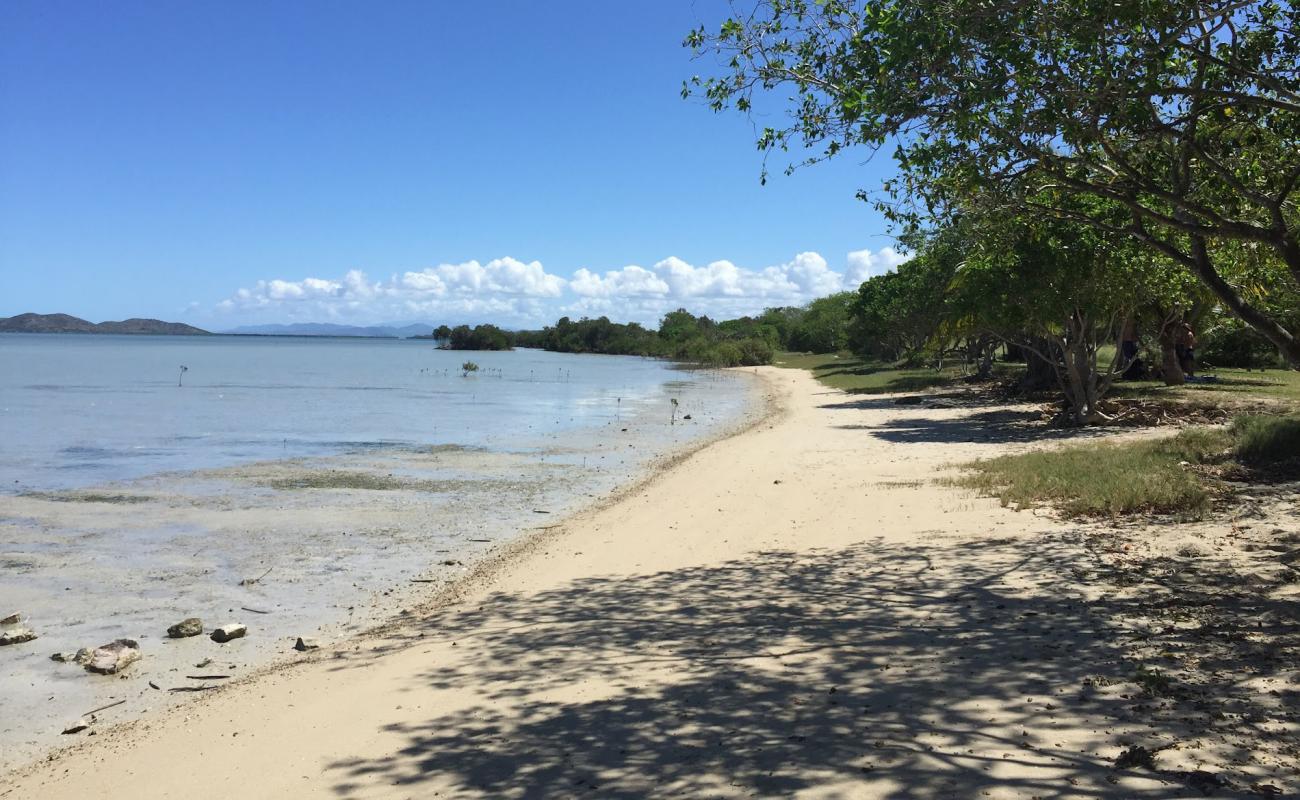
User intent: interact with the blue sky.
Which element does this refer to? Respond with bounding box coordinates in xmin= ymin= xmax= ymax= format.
xmin=1 ymin=1 xmax=903 ymax=329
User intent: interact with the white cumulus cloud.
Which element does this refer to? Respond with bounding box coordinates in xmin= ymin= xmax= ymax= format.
xmin=844 ymin=246 xmax=911 ymax=286
xmin=213 ymin=246 xmax=906 ymax=328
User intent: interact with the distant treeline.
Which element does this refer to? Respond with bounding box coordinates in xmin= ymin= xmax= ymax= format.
xmin=432 ymin=324 xmax=511 ymax=351
xmin=429 ymin=299 xmax=857 ymax=367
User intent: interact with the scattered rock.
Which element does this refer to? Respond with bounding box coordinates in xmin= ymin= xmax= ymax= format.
xmin=73 ymin=647 xmax=94 ymax=665
xmin=194 ymin=657 xmax=213 ymax=668
xmin=293 ymin=637 xmax=320 ymax=652
xmin=1173 ymin=538 xmax=1210 ymax=558
xmin=210 ymin=623 xmax=247 ymax=643
xmin=50 ymin=651 xmax=81 ymax=663
xmin=1114 ymin=745 xmax=1156 ymax=770
xmin=683 ymin=414 xmax=692 ymax=420
xmin=921 ymin=398 xmax=960 ymax=409
xmin=86 ymin=639 xmax=141 ymax=675
xmin=167 ymin=618 xmax=203 ymax=638
xmin=61 ymin=719 xmax=91 ymax=735
xmin=0 ymin=612 xmax=20 ymax=625
xmin=1185 ymin=770 xmax=1224 ymax=793
xmin=0 ymin=627 xmax=37 ymax=646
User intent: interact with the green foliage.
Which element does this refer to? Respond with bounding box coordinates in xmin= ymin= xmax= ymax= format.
xmin=514 ymin=316 xmax=663 ymax=357
xmin=851 ymin=228 xmax=960 ymax=362
xmin=461 ymin=361 xmax=479 ymax=377
xmin=686 ymin=0 xmax=1300 ymax=366
xmin=786 ymin=292 xmax=856 ymax=353
xmin=513 ymin=310 xmax=775 ymax=367
xmin=444 ymin=324 xmax=511 ymax=351
xmin=1197 ymin=281 xmax=1300 ymax=368
xmin=1229 ymin=415 xmax=1300 ymax=466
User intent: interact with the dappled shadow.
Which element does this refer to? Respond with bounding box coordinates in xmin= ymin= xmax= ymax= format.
xmin=802 ymin=357 xmax=967 ymax=396
xmin=840 ymin=375 xmax=958 ymax=395
xmin=860 ymin=410 xmax=1111 ymax=446
xmin=324 ymin=533 xmax=1280 ymax=797
xmin=818 ymin=392 xmax=1013 ymax=414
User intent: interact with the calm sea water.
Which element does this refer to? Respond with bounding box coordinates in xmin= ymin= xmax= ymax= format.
xmin=0 ymin=334 xmax=758 ymax=767
xmin=0 ymin=334 xmax=752 ymax=493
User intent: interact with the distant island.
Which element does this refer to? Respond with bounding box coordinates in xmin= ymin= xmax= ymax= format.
xmin=0 ymin=313 xmax=209 ymax=336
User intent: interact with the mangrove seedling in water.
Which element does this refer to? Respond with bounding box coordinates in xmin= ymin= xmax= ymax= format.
xmin=178 ymin=365 xmax=188 ymax=387
xmin=670 ymin=397 xmax=679 ymax=425
xmin=462 ymin=361 xmax=479 ymax=377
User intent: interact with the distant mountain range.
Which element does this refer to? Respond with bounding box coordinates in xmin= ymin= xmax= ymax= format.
xmin=222 ymin=322 xmax=437 ymax=338
xmin=0 ymin=314 xmax=441 ymax=339
xmin=0 ymin=313 xmax=209 ymax=336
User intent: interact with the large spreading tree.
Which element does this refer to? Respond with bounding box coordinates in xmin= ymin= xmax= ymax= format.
xmin=685 ymin=0 xmax=1300 ymax=366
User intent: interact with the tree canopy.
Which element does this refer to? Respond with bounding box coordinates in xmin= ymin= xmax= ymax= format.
xmin=686 ymin=0 xmax=1300 ymax=366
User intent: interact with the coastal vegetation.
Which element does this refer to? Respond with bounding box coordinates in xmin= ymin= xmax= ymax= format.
xmin=958 ymin=415 xmax=1300 ymax=517
xmin=685 ymin=0 xmax=1300 ymax=423
xmin=435 ymin=324 xmax=512 ymax=351
xmin=513 ymin=310 xmax=777 ymax=367
xmin=441 ymin=1 xmax=1300 ymax=418
xmin=433 ymin=305 xmax=850 ymax=368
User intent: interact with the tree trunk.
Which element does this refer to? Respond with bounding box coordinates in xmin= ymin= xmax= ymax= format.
xmin=1018 ymin=337 xmax=1056 ymax=392
xmin=1188 ymin=234 xmax=1300 ymax=368
xmin=1157 ymin=323 xmax=1185 ymax=386
xmin=1061 ymin=336 xmax=1103 ymax=426
xmin=975 ymin=336 xmax=996 ymax=380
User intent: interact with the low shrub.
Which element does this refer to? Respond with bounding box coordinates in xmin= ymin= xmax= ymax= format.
xmin=1230 ymin=414 xmax=1300 ymax=466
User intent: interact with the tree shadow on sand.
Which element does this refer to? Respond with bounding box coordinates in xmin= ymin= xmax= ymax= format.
xmin=860 ymin=410 xmax=1115 ymax=446
xmin=324 ymin=532 xmax=1285 ymax=798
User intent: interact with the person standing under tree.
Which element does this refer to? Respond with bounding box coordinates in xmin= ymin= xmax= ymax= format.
xmin=1175 ymin=318 xmax=1198 ymax=378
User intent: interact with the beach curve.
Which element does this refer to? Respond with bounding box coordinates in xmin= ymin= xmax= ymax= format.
xmin=4 ymin=366 xmax=1265 ymax=798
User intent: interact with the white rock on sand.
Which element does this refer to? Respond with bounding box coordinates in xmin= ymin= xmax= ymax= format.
xmin=0 ymin=627 xmax=37 ymax=646
xmin=85 ymin=639 xmax=141 ymax=675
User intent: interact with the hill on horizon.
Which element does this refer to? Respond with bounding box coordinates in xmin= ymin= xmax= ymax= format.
xmin=0 ymin=313 xmax=209 ymax=336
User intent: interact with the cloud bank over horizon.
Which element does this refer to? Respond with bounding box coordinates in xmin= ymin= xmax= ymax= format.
xmin=213 ymin=248 xmax=910 ymax=329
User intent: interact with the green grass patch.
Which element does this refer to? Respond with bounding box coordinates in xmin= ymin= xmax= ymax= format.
xmin=957 ymin=414 xmax=1300 ymax=516
xmin=1229 ymin=414 xmax=1300 ymax=466
xmin=957 ymin=428 xmax=1232 ymax=516
xmin=773 ymin=352 xmax=1021 ymax=395
xmin=1112 ymin=367 xmax=1300 ymax=410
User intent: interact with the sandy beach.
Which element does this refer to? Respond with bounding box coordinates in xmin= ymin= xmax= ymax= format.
xmin=5 ymin=366 xmax=1297 ymax=798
